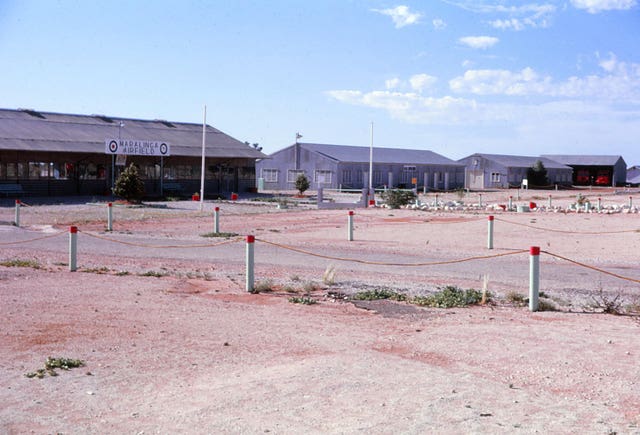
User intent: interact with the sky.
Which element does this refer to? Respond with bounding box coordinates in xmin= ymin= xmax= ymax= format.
xmin=1 ymin=0 xmax=639 ymax=164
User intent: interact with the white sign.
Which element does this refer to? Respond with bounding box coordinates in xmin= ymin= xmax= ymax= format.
xmin=105 ymin=139 xmax=170 ymax=156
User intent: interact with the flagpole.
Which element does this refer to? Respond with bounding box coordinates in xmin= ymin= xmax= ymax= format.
xmin=369 ymin=121 xmax=374 ymax=203
xmin=200 ymin=105 xmax=206 ymax=211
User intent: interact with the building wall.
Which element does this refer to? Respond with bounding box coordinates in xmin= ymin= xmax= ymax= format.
xmin=0 ymin=150 xmax=256 ymax=197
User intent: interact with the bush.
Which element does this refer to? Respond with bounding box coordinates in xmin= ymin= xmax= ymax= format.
xmin=411 ymin=286 xmax=484 ymax=308
xmin=352 ymin=288 xmax=407 ymax=301
xmin=381 ymin=189 xmax=416 ymax=209
xmin=295 ymin=174 xmax=310 ymax=195
xmin=526 ymin=160 xmax=549 ymax=187
xmin=113 ymin=163 xmax=145 ymax=202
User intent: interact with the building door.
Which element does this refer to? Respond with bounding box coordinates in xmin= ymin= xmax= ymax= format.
xmin=467 ymin=170 xmax=484 ymax=189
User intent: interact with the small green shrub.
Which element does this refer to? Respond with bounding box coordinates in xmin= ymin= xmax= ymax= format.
xmin=303 ymin=281 xmax=320 ymax=293
xmin=352 ymin=288 xmax=407 ymax=301
xmin=0 ymin=259 xmax=41 ymax=269
xmin=113 ymin=163 xmax=145 ymax=202
xmin=139 ymin=271 xmax=166 ymax=278
xmin=288 ymin=296 xmax=317 ymax=305
xmin=201 ymin=232 xmax=239 ymax=238
xmin=584 ymin=290 xmax=623 ymax=315
xmin=295 ymin=174 xmax=310 ymax=195
xmin=25 ymin=357 xmax=85 ymax=379
xmin=411 ymin=286 xmax=484 ymax=308
xmin=505 ymin=291 xmax=527 ymax=306
xmin=381 ymin=189 xmax=417 ymax=209
xmin=251 ymin=279 xmax=274 ymax=293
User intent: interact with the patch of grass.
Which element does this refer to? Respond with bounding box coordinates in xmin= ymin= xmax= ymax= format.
xmin=303 ymin=281 xmax=321 ymax=293
xmin=139 ymin=271 xmax=167 ymax=278
xmin=537 ymin=299 xmax=559 ymax=312
xmin=352 ymin=288 xmax=407 ymax=301
xmin=25 ymin=357 xmax=85 ymax=379
xmin=201 ymin=232 xmax=239 ymax=238
xmin=584 ymin=290 xmax=624 ymax=315
xmin=290 ymin=274 xmax=301 ymax=282
xmin=0 ymin=259 xmax=41 ymax=269
xmin=505 ymin=291 xmax=527 ymax=306
xmin=411 ymin=286 xmax=484 ymax=308
xmin=322 ymin=265 xmax=337 ymax=286
xmin=251 ymin=279 xmax=274 ymax=294
xmin=282 ymin=285 xmax=298 ymax=293
xmin=288 ymin=296 xmax=317 ymax=305
xmin=115 ymin=271 xmax=131 ymax=276
xmin=82 ymin=266 xmax=110 ymax=274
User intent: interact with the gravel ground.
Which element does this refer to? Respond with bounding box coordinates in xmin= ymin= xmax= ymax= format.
xmin=1 ymin=188 xmax=639 ymax=433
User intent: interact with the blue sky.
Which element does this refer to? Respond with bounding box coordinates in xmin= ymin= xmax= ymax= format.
xmin=1 ymin=0 xmax=639 ymax=164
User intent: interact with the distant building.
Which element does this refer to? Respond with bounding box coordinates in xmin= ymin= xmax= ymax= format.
xmin=0 ymin=108 xmax=265 ymax=197
xmin=627 ymin=165 xmax=640 ymax=185
xmin=542 ymin=155 xmax=627 ymax=187
xmin=256 ymin=142 xmax=465 ymax=191
xmin=458 ymin=153 xmax=573 ymax=189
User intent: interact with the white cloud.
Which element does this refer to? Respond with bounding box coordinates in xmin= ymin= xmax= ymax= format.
xmin=409 ymin=74 xmax=437 ymax=92
xmin=446 ymin=2 xmax=556 ymax=30
xmin=385 ymin=78 xmax=402 ymax=90
xmin=372 ymin=5 xmax=422 ymax=28
xmin=432 ymin=18 xmax=447 ymax=29
xmin=459 ymin=36 xmax=499 ymax=49
xmin=449 ymin=58 xmax=640 ymax=101
xmin=571 ymin=0 xmax=637 ymax=13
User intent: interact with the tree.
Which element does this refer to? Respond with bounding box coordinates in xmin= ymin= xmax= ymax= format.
xmin=526 ymin=160 xmax=549 ymax=187
xmin=295 ymin=173 xmax=310 ymax=195
xmin=113 ymin=163 xmax=145 ymax=202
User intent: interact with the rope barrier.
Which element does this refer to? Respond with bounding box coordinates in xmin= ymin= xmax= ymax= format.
xmin=0 ymin=231 xmax=65 ymax=245
xmin=542 ymin=250 xmax=640 ymax=284
xmin=78 ymin=230 xmax=243 ymax=249
xmin=256 ymin=237 xmax=528 ymax=267
xmin=496 ymin=217 xmax=639 ymax=235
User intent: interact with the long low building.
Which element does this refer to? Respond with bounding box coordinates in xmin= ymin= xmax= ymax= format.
xmin=257 ymin=142 xmax=465 ymax=191
xmin=0 ymin=108 xmax=265 ymax=197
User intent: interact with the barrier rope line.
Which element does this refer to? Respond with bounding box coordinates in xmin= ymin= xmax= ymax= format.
xmin=542 ymin=250 xmax=640 ymax=284
xmin=496 ymin=217 xmax=639 ymax=235
xmin=0 ymin=231 xmax=65 ymax=245
xmin=78 ymin=230 xmax=243 ymax=249
xmin=256 ymin=238 xmax=527 ymax=267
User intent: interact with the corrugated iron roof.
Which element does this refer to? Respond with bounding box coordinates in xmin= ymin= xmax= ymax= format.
xmin=460 ymin=153 xmax=572 ymax=170
xmin=0 ymin=108 xmax=266 ymax=159
xmin=299 ymin=143 xmax=463 ymax=166
xmin=541 ymin=154 xmax=625 ymax=166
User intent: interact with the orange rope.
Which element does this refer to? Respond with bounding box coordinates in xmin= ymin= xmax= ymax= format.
xmin=0 ymin=231 xmax=65 ymax=245
xmin=542 ymin=250 xmax=640 ymax=283
xmin=256 ymin=238 xmax=527 ymax=266
xmin=78 ymin=230 xmax=243 ymax=249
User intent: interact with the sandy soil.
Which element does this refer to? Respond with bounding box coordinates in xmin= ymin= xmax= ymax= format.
xmin=1 ymin=189 xmax=639 ymax=434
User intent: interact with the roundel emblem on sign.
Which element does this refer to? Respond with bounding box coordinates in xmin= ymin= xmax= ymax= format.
xmin=108 ymin=140 xmax=118 ymax=153
xmin=160 ymin=143 xmax=168 ymax=155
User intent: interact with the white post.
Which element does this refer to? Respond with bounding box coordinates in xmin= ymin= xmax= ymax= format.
xmin=69 ymin=226 xmax=78 ymax=272
xmin=629 ymin=196 xmax=633 ymax=209
xmin=548 ymin=194 xmax=552 ymax=209
xmin=107 ymin=202 xmax=113 ymax=232
xmin=14 ymin=199 xmax=20 ymax=227
xmin=487 ymin=215 xmax=494 ymax=249
xmin=214 ymin=206 xmax=220 ymax=234
xmin=517 ymin=189 xmax=520 ymax=200
xmin=435 ymin=194 xmax=439 ymax=207
xmin=529 ymin=246 xmax=540 ymax=312
xmin=246 ymin=235 xmax=255 ymax=292
xmin=478 ymin=193 xmax=483 ymax=207
xmin=508 ymin=195 xmax=513 ymax=211
xmin=368 ymin=122 xmax=374 ymax=205
xmin=597 ymin=197 xmax=602 ymax=212
xmin=200 ymin=105 xmax=207 ymax=211
xmin=348 ymin=211 xmax=354 ymax=241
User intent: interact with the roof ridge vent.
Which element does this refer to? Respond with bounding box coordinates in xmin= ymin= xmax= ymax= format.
xmin=92 ymin=114 xmax=114 ymax=123
xmin=155 ymin=119 xmax=176 ymax=128
xmin=19 ymin=108 xmax=46 ymax=119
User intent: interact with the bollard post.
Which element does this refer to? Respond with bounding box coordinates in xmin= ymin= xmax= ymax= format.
xmin=529 ymin=246 xmax=540 ymax=312
xmin=548 ymin=194 xmax=552 ymax=209
xmin=214 ymin=207 xmax=220 ymax=234
xmin=629 ymin=196 xmax=633 ymax=209
xmin=479 ymin=193 xmax=483 ymax=207
xmin=107 ymin=202 xmax=113 ymax=231
xmin=69 ymin=226 xmax=78 ymax=272
xmin=435 ymin=194 xmax=439 ymax=207
xmin=246 ymin=235 xmax=255 ymax=292
xmin=508 ymin=196 xmax=513 ymax=211
xmin=597 ymin=197 xmax=602 ymax=212
xmin=487 ymin=215 xmax=494 ymax=249
xmin=517 ymin=189 xmax=520 ymax=200
xmin=347 ymin=210 xmax=354 ymax=241
xmin=14 ymin=199 xmax=20 ymax=227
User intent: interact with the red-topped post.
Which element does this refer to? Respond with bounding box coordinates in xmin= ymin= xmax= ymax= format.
xmin=69 ymin=226 xmax=78 ymax=272
xmin=107 ymin=202 xmax=113 ymax=232
xmin=348 ymin=211 xmax=354 ymax=241
xmin=487 ymin=215 xmax=494 ymax=249
xmin=246 ymin=235 xmax=255 ymax=292
xmin=214 ymin=206 xmax=220 ymax=234
xmin=529 ymin=246 xmax=540 ymax=312
xmin=14 ymin=199 xmax=21 ymax=227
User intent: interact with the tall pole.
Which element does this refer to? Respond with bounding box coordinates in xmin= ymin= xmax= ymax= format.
xmin=200 ymin=105 xmax=206 ymax=211
xmin=369 ymin=122 xmax=373 ymax=202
